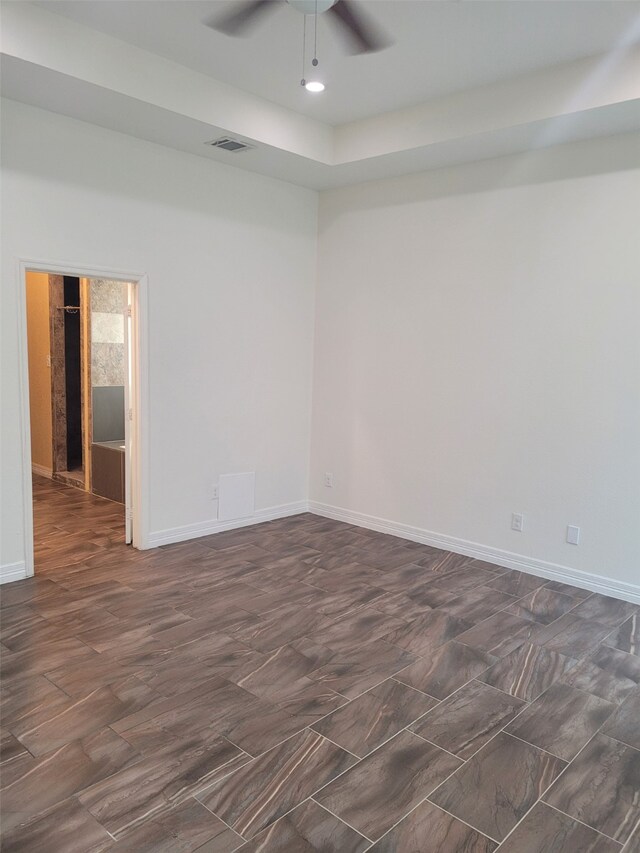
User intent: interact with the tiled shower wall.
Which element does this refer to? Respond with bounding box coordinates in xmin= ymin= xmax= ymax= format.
xmin=90 ymin=280 xmax=126 ymax=387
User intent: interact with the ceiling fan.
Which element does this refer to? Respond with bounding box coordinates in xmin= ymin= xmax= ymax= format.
xmin=206 ymin=0 xmax=391 ymax=55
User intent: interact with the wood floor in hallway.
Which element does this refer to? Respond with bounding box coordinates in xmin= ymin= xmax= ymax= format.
xmin=1 ymin=476 xmax=639 ymax=851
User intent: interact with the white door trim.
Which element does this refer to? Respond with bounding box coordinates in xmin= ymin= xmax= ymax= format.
xmin=16 ymin=258 xmax=150 ymax=578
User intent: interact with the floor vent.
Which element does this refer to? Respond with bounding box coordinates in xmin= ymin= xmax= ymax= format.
xmin=206 ymin=137 xmax=254 ymax=152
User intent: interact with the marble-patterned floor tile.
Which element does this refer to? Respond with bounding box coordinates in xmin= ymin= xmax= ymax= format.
xmin=542 ymin=581 xmax=593 ymax=601
xmin=46 ymin=605 xmax=123 ymax=635
xmin=503 ymin=587 xmax=580 ymax=625
xmin=0 ymin=671 xmax=71 ymax=725
xmin=430 ymin=732 xmax=566 ymax=842
xmin=561 ymin=646 xmax=640 ymax=704
xmin=312 ymin=678 xmax=437 ymax=757
xmin=365 ymin=561 xmax=438 ymax=592
xmin=0 ymin=576 xmax=60 ymax=609
xmin=410 ymin=680 xmax=524 ymax=759
xmin=569 ymin=595 xmax=638 ymax=629
xmin=11 ymin=677 xmax=158 ymax=756
xmin=0 ymin=636 xmax=100 ymax=679
xmin=236 ymin=799 xmax=369 ymax=853
xmin=371 ymin=584 xmax=454 ymax=621
xmin=0 ymin=797 xmax=114 ymax=853
xmin=275 ymin=685 xmax=348 ymax=723
xmin=601 ymin=691 xmax=640 ymax=750
xmin=506 ymin=682 xmax=616 ymax=760
xmin=129 ymin=648 xmax=249 ymax=698
xmin=544 ymin=733 xmax=640 ymax=845
xmin=395 ymin=640 xmax=497 ymax=699
xmin=478 ymin=642 xmax=579 ymax=701
xmin=230 ymin=605 xmax=329 ymax=653
xmin=486 ymin=570 xmax=547 ymax=597
xmin=537 ymin=615 xmax=618 ymax=658
xmin=0 ymin=605 xmax=53 ymax=644
xmin=108 ymin=798 xmax=244 ymax=852
xmin=456 ymin=613 xmax=544 ymax=657
xmin=307 ymin=638 xmax=418 ymax=699
xmin=150 ymin=611 xmax=259 ymax=650
xmin=79 ymin=734 xmax=247 ymax=837
xmin=0 ymin=727 xmax=28 ymax=765
xmin=1 ymin=727 xmax=142 ymax=832
xmin=111 ymin=675 xmax=231 ymax=734
xmin=1 ymin=617 xmax=70 ymax=652
xmin=383 ymin=610 xmax=471 ymax=657
xmin=10 ymin=477 xmax=639 ymax=852
xmin=413 ymin=550 xmax=470 ymax=574
xmin=306 ymin=608 xmax=405 ymax=654
xmin=77 ymin=611 xmax=193 ymax=655
xmin=497 ymin=802 xmax=621 ymax=853
xmin=197 ymin=730 xmax=354 ymax=839
xmin=439 ymin=585 xmax=518 ymax=624
xmin=366 ymin=799 xmax=497 ymax=853
xmin=605 ymin=615 xmax=640 ymax=657
xmin=622 ymin=828 xmax=640 ymax=852
xmin=426 ymin=566 xmax=504 ymax=596
xmin=309 ymin=585 xmax=387 ymax=620
xmin=315 ymin=730 xmax=461 ymax=841
xmin=226 ymin=644 xmax=334 ymax=704
xmin=120 ymin=676 xmax=307 ymax=757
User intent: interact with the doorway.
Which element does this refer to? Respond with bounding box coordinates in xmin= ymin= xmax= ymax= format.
xmin=21 ymin=264 xmax=145 ymax=574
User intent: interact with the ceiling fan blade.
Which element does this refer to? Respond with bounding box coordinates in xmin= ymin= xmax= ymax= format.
xmin=205 ymin=0 xmax=280 ymax=36
xmin=327 ymin=0 xmax=391 ymax=54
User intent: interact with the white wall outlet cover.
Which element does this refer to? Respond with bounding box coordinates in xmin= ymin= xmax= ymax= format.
xmin=567 ymin=525 xmax=580 ymax=545
xmin=212 ymin=485 xmax=219 ymax=500
xmin=324 ymin=473 xmax=334 ymax=487
xmin=511 ymin=513 xmax=524 ymax=532
xmin=218 ymin=472 xmax=255 ymax=521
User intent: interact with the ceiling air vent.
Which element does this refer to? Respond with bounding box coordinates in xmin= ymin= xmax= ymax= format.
xmin=206 ymin=137 xmax=253 ymax=153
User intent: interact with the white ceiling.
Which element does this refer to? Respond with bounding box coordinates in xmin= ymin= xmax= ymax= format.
xmin=34 ymin=0 xmax=640 ymax=125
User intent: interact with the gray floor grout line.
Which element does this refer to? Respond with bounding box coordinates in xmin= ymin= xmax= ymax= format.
xmin=500 ymin=730 xmax=569 ymax=762
xmin=312 ymin=707 xmax=453 ymax=769
xmin=194 ymin=795 xmax=245 ymax=841
xmin=346 ymin=747 xmax=502 ymax=848
xmin=311 ymin=731 xmax=361 ymax=760
xmin=599 ymin=730 xmax=640 ymax=755
xmin=488 ymin=729 xmax=594 ymax=852
xmin=408 ymin=732 xmax=461 ymax=760
xmin=425 ymin=796 xmax=502 ymax=846
xmin=310 ymin=798 xmax=374 ymax=843
xmin=205 ymin=723 xmax=383 ymax=837
xmin=542 ymin=800 xmax=624 ymax=845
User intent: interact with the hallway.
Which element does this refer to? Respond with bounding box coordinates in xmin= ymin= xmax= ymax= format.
xmin=32 ymin=475 xmax=126 ymax=574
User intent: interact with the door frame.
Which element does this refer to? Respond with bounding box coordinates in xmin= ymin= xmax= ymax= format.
xmin=16 ymin=258 xmax=150 ymax=576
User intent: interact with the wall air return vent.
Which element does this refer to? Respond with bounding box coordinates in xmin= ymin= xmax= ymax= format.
xmin=206 ymin=137 xmax=254 ymax=152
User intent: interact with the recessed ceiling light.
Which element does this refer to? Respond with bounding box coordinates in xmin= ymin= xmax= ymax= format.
xmin=305 ymin=81 xmax=325 ymax=93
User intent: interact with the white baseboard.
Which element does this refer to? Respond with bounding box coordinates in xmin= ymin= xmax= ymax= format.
xmin=309 ymin=501 xmax=640 ymax=605
xmin=0 ymin=561 xmax=28 ymax=585
xmin=31 ymin=463 xmax=52 ymax=478
xmin=147 ymin=501 xmax=310 ymax=548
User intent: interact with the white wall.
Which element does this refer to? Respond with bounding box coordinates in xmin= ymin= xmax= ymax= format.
xmin=3 ymin=98 xmax=639 ymax=599
xmin=1 ymin=99 xmax=318 ymax=572
xmin=311 ymin=133 xmax=640 ymax=596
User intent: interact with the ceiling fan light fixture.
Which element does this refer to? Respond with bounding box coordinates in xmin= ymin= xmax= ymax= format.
xmin=305 ymin=80 xmax=325 ymax=92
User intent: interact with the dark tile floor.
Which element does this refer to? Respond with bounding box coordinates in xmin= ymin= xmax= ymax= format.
xmin=1 ymin=475 xmax=639 ymax=851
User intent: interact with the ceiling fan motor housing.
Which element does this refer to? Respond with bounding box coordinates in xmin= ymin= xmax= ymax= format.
xmin=288 ymin=1 xmax=338 ymax=15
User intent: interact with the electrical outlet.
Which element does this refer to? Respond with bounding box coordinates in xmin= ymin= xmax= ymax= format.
xmin=511 ymin=512 xmax=524 ymax=532
xmin=324 ymin=472 xmax=334 ymax=488
xmin=212 ymin=485 xmax=219 ymax=500
xmin=566 ymin=525 xmax=580 ymax=545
